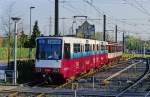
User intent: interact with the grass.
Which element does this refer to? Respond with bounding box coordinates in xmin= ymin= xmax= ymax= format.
xmin=123 ymin=53 xmax=150 ymax=59
xmin=0 ymin=47 xmax=35 ymax=60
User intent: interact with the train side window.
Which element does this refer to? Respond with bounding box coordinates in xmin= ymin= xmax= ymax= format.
xmin=106 ymin=45 xmax=108 ymax=51
xmin=112 ymin=46 xmax=114 ymax=52
xmin=108 ymin=45 xmax=111 ymax=53
xmin=85 ymin=44 xmax=90 ymax=52
xmin=97 ymin=44 xmax=99 ymax=51
xmin=113 ymin=46 xmax=115 ymax=52
xmin=81 ymin=45 xmax=84 ymax=52
xmin=64 ymin=43 xmax=70 ymax=59
xmin=73 ymin=44 xmax=80 ymax=53
xmin=93 ymin=44 xmax=95 ymax=51
xmin=101 ymin=45 xmax=105 ymax=50
xmin=90 ymin=44 xmax=92 ymax=51
xmin=80 ymin=45 xmax=82 ymax=52
xmin=82 ymin=45 xmax=84 ymax=52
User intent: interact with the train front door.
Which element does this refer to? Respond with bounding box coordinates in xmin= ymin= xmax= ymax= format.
xmin=64 ymin=43 xmax=70 ymax=59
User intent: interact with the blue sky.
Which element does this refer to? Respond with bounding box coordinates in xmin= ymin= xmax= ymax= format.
xmin=0 ymin=0 xmax=150 ymax=40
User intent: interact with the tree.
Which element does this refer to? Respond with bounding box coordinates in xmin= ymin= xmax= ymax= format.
xmin=18 ymin=31 xmax=28 ymax=47
xmin=29 ymin=20 xmax=41 ymax=48
xmin=125 ymin=36 xmax=143 ymax=53
xmin=0 ymin=2 xmax=15 ymax=47
xmin=0 ymin=2 xmax=16 ymax=64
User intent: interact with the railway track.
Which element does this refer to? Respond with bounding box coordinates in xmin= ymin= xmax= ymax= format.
xmin=19 ymin=58 xmax=135 ymax=89
xmin=0 ymin=58 xmax=144 ymax=97
xmin=116 ymin=58 xmax=150 ymax=97
xmin=54 ymin=58 xmax=135 ymax=89
xmin=46 ymin=58 xmax=147 ymax=97
xmin=35 ymin=58 xmax=137 ymax=97
xmin=25 ymin=60 xmax=134 ymax=96
xmin=24 ymin=59 xmax=130 ymax=88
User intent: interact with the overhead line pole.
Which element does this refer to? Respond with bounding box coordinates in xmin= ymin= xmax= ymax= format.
xmin=103 ymin=15 xmax=106 ymax=41
xmin=55 ymin=0 xmax=59 ymax=36
xmin=115 ymin=25 xmax=117 ymax=42
xmin=123 ymin=32 xmax=125 ymax=53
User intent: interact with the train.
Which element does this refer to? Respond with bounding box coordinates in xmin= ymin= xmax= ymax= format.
xmin=35 ymin=36 xmax=122 ymax=83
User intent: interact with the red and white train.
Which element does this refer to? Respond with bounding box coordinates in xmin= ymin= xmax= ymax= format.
xmin=35 ymin=36 xmax=122 ymax=83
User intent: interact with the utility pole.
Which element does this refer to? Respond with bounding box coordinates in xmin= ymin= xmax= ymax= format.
xmin=103 ymin=15 xmax=106 ymax=41
xmin=115 ymin=25 xmax=117 ymax=43
xmin=55 ymin=0 xmax=59 ymax=36
xmin=123 ymin=32 xmax=125 ymax=53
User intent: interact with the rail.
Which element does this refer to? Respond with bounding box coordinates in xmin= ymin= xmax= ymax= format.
xmin=103 ymin=61 xmax=141 ymax=82
xmin=116 ymin=58 xmax=150 ymax=97
xmin=0 ymin=59 xmax=135 ymax=97
xmin=36 ymin=59 xmax=133 ymax=97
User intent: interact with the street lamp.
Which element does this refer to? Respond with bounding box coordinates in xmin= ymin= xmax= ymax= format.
xmin=29 ymin=6 xmax=35 ymax=59
xmin=11 ymin=17 xmax=21 ymax=85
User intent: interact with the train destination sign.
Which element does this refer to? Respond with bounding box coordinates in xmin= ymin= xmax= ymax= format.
xmin=38 ymin=39 xmax=62 ymax=44
xmin=47 ymin=39 xmax=61 ymax=44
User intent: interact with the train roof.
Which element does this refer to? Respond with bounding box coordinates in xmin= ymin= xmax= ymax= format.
xmin=37 ymin=36 xmax=108 ymax=45
xmin=107 ymin=42 xmax=122 ymax=46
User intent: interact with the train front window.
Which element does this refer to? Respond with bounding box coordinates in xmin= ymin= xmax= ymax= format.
xmin=36 ymin=38 xmax=62 ymax=60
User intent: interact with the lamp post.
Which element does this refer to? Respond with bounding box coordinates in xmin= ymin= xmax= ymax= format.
xmin=11 ymin=17 xmax=21 ymax=85
xmin=29 ymin=6 xmax=35 ymax=59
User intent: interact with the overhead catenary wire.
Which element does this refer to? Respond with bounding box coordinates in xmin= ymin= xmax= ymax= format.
xmin=134 ymin=0 xmax=150 ymax=16
xmin=82 ymin=0 xmax=135 ymax=33
xmin=123 ymin=0 xmax=150 ymax=17
xmin=83 ymin=0 xmax=150 ymax=28
xmin=47 ymin=0 xmax=150 ymax=38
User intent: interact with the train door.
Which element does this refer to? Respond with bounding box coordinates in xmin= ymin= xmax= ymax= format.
xmin=62 ymin=43 xmax=71 ymax=78
xmin=64 ymin=43 xmax=70 ymax=59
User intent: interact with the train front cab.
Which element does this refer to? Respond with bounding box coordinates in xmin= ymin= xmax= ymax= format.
xmin=35 ymin=37 xmax=65 ymax=83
